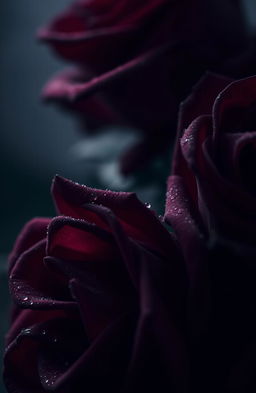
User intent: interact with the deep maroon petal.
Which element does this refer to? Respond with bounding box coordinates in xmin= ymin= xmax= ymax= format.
xmin=6 ymin=308 xmax=70 ymax=347
xmin=36 ymin=317 xmax=87 ymax=391
xmin=172 ymin=73 xmax=232 ymax=178
xmin=219 ymin=131 xmax=256 ymax=185
xmin=4 ymin=315 xmax=83 ymax=393
xmin=177 ymin=113 xmax=256 ymax=239
xmin=70 ymin=278 xmax=134 ymax=342
xmin=177 ymin=73 xmax=232 ymax=145
xmin=165 ymin=176 xmax=205 ymax=278
xmin=38 ymin=0 xmax=173 ymax=67
xmin=42 ymin=68 xmax=122 ymax=127
xmin=124 ymin=254 xmax=189 ymax=392
xmin=8 ymin=218 xmax=50 ymax=273
xmin=42 ymin=43 xmax=172 ymax=102
xmin=38 ymin=313 xmax=136 ymax=392
xmin=190 ymin=138 xmax=256 ymax=245
xmin=4 ymin=333 xmax=43 ymax=393
xmin=10 ymin=239 xmax=74 ymax=310
xmin=212 ymin=75 xmax=256 ymax=142
xmin=164 ymin=176 xmax=211 ymax=345
xmin=38 ymin=7 xmax=135 ymax=67
xmin=177 ymin=114 xmax=212 ymax=206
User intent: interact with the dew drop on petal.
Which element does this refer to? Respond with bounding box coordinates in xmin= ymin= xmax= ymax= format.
xmin=23 ymin=328 xmax=31 ymax=334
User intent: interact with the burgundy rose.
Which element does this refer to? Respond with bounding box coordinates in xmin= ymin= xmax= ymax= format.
xmin=38 ymin=0 xmax=250 ymax=174
xmin=165 ymin=73 xmax=256 ymax=391
xmin=4 ymin=175 xmax=188 ymax=393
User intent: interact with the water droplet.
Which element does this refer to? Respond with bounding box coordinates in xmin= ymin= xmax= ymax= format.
xmin=22 ymin=328 xmax=31 ymax=335
xmin=5 ymin=344 xmax=11 ymax=353
xmin=42 ymin=330 xmax=46 ymax=335
xmin=145 ymin=203 xmax=151 ymax=209
xmin=23 ymin=297 xmax=28 ymax=301
xmin=182 ymin=134 xmax=194 ymax=145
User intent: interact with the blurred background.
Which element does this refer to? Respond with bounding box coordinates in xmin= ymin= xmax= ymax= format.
xmin=0 ymin=1 xmax=256 ymax=392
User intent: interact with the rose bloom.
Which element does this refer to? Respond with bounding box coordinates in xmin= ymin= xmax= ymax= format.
xmin=4 ymin=175 xmax=188 ymax=393
xmin=165 ymin=73 xmax=256 ymax=391
xmin=38 ymin=0 xmax=250 ymax=174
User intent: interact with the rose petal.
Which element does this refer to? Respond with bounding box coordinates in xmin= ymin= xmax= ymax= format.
xmin=165 ymin=176 xmax=210 ymax=341
xmin=172 ymin=73 xmax=232 ymax=177
xmin=192 ymin=138 xmax=256 ymax=244
xmin=38 ymin=0 xmax=171 ymax=67
xmin=124 ymin=256 xmax=189 ymax=392
xmin=8 ymin=218 xmax=50 ymax=273
xmin=39 ymin=14 xmax=135 ymax=67
xmin=70 ymin=279 xmax=134 ymax=342
xmin=47 ymin=216 xmax=117 ymax=262
xmin=42 ymin=43 xmax=172 ymax=101
xmin=213 ymin=75 xmax=256 ymax=142
xmin=10 ymin=239 xmax=74 ymax=310
xmin=4 ymin=315 xmax=83 ymax=392
xmin=6 ymin=308 xmax=70 ymax=347
xmin=52 ymin=175 xmax=173 ymax=257
xmin=39 ymin=312 xmax=135 ymax=392
xmin=42 ymin=68 xmax=122 ymax=127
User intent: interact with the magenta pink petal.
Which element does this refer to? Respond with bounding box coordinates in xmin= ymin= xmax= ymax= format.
xmin=47 ymin=216 xmax=117 ymax=262
xmin=52 ymin=175 xmax=174 ymax=257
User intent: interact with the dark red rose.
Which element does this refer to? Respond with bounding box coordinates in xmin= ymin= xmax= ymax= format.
xmin=38 ymin=0 xmax=250 ymax=174
xmin=165 ymin=73 xmax=256 ymax=392
xmin=4 ymin=175 xmax=188 ymax=393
